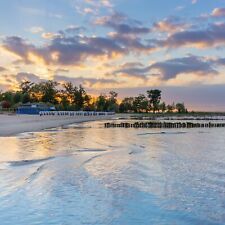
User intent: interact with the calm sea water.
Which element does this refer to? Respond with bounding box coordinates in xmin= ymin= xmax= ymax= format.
xmin=0 ymin=120 xmax=225 ymax=225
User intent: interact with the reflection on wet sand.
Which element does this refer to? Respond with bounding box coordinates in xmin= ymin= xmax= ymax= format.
xmin=0 ymin=121 xmax=225 ymax=225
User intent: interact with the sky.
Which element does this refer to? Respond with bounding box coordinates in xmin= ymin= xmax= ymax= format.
xmin=0 ymin=0 xmax=225 ymax=111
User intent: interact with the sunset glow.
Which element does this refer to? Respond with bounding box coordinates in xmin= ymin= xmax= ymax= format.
xmin=0 ymin=0 xmax=225 ymax=110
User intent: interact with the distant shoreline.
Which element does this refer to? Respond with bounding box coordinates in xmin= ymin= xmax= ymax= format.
xmin=0 ymin=114 xmax=114 ymax=137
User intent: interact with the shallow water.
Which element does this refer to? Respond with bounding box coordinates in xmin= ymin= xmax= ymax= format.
xmin=1 ymin=120 xmax=225 ymax=225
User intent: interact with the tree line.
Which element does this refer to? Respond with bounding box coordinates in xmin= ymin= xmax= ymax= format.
xmin=0 ymin=80 xmax=187 ymax=113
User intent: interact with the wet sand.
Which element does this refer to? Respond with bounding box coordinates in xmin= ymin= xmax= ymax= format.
xmin=0 ymin=114 xmax=114 ymax=136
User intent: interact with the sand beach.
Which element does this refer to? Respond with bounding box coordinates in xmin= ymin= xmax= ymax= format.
xmin=0 ymin=113 xmax=114 ymax=136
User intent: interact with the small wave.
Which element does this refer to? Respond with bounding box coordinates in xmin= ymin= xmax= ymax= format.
xmin=77 ymin=148 xmax=107 ymax=153
xmin=81 ymin=154 xmax=103 ymax=166
xmin=108 ymin=145 xmax=123 ymax=148
xmin=133 ymin=143 xmax=146 ymax=148
xmin=42 ymin=128 xmax=62 ymax=133
xmin=8 ymin=157 xmax=54 ymax=167
xmin=138 ymin=131 xmax=187 ymax=136
xmin=17 ymin=132 xmax=35 ymax=139
xmin=73 ymin=126 xmax=92 ymax=129
xmin=129 ymin=151 xmax=136 ymax=155
xmin=66 ymin=124 xmax=92 ymax=129
xmin=198 ymin=131 xmax=210 ymax=134
xmin=0 ymin=162 xmax=10 ymax=170
xmin=25 ymin=164 xmax=46 ymax=183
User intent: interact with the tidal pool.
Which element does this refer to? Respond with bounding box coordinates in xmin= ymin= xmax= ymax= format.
xmin=0 ymin=120 xmax=225 ymax=225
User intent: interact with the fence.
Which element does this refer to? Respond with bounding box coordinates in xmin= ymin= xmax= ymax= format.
xmin=39 ymin=111 xmax=115 ymax=117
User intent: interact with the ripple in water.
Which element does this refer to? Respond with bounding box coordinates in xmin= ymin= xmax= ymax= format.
xmin=0 ymin=122 xmax=225 ymax=225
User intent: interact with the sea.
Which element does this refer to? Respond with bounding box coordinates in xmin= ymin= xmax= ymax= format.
xmin=0 ymin=119 xmax=225 ymax=225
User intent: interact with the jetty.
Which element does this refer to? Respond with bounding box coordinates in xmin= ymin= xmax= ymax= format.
xmin=104 ymin=121 xmax=225 ymax=129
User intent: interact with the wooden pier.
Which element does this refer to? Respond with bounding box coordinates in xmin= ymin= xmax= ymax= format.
xmin=104 ymin=122 xmax=225 ymax=129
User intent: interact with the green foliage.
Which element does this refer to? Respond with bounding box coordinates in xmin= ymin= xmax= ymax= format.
xmin=147 ymin=89 xmax=161 ymax=113
xmin=119 ymin=97 xmax=135 ymax=113
xmin=20 ymin=81 xmax=34 ymax=94
xmin=13 ymin=92 xmax=22 ymax=104
xmin=22 ymin=93 xmax=30 ymax=104
xmin=96 ymin=94 xmax=108 ymax=111
xmin=167 ymin=103 xmax=175 ymax=113
xmin=133 ymin=94 xmax=149 ymax=113
xmin=176 ymin=103 xmax=187 ymax=113
xmin=95 ymin=92 xmax=119 ymax=112
xmin=2 ymin=91 xmax=14 ymax=103
xmin=39 ymin=81 xmax=59 ymax=104
xmin=159 ymin=102 xmax=166 ymax=113
xmin=0 ymin=81 xmax=187 ymax=114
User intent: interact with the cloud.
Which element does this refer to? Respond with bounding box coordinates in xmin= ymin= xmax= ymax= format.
xmin=75 ymin=0 xmax=113 ymax=15
xmin=2 ymin=34 xmax=126 ymax=66
xmin=150 ymin=56 xmax=218 ymax=80
xmin=0 ymin=66 xmax=7 ymax=72
xmin=100 ymin=0 xmax=113 ymax=7
xmin=83 ymin=8 xmax=95 ymax=14
xmin=95 ymin=12 xmax=150 ymax=35
xmin=41 ymin=32 xmax=62 ymax=39
xmin=112 ymin=55 xmax=218 ymax=81
xmin=55 ymin=68 xmax=70 ymax=73
xmin=213 ymin=57 xmax=225 ymax=66
xmin=2 ymin=36 xmax=36 ymax=64
xmin=20 ymin=7 xmax=63 ymax=19
xmin=108 ymin=32 xmax=157 ymax=53
xmin=175 ymin=6 xmax=185 ymax=11
xmin=16 ymin=72 xmax=44 ymax=83
xmin=2 ymin=24 xmax=157 ymax=66
xmin=200 ymin=8 xmax=225 ymax=19
xmin=64 ymin=25 xmax=86 ymax=34
xmin=211 ymin=8 xmax=225 ymax=17
xmin=84 ymin=0 xmax=113 ymax=8
xmin=161 ymin=22 xmax=225 ymax=48
xmin=153 ymin=17 xmax=189 ymax=33
xmin=54 ymin=74 xmax=119 ymax=89
xmin=29 ymin=26 xmax=44 ymax=34
xmin=113 ymin=62 xmax=150 ymax=79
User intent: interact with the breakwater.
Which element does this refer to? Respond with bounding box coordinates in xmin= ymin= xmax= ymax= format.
xmin=104 ymin=121 xmax=225 ymax=129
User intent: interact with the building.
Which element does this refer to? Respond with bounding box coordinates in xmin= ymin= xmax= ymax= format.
xmin=16 ymin=103 xmax=55 ymax=115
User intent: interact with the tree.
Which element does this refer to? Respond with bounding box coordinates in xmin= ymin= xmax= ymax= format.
xmin=29 ymin=83 xmax=42 ymax=102
xmin=119 ymin=97 xmax=135 ymax=113
xmin=0 ymin=91 xmax=3 ymax=102
xmin=133 ymin=94 xmax=149 ymax=113
xmin=159 ymin=102 xmax=166 ymax=113
xmin=176 ymin=103 xmax=186 ymax=113
xmin=20 ymin=81 xmax=34 ymax=94
xmin=108 ymin=91 xmax=119 ymax=112
xmin=39 ymin=81 xmax=58 ymax=104
xmin=167 ymin=103 xmax=175 ymax=113
xmin=22 ymin=93 xmax=30 ymax=103
xmin=1 ymin=100 xmax=11 ymax=109
xmin=63 ymin=82 xmax=76 ymax=104
xmin=13 ymin=92 xmax=22 ymax=104
xmin=60 ymin=95 xmax=70 ymax=110
xmin=73 ymin=85 xmax=88 ymax=110
xmin=96 ymin=94 xmax=108 ymax=111
xmin=2 ymin=91 xmax=14 ymax=103
xmin=147 ymin=89 xmax=161 ymax=113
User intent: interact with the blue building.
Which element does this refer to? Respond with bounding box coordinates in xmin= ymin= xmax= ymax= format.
xmin=16 ymin=103 xmax=55 ymax=115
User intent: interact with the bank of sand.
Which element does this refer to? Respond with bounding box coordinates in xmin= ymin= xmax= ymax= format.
xmin=0 ymin=114 xmax=114 ymax=136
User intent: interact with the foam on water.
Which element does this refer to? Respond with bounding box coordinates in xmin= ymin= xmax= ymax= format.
xmin=138 ymin=131 xmax=187 ymax=135
xmin=8 ymin=157 xmax=55 ymax=167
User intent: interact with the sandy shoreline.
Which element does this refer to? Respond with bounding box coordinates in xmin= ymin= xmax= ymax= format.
xmin=0 ymin=114 xmax=114 ymax=136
